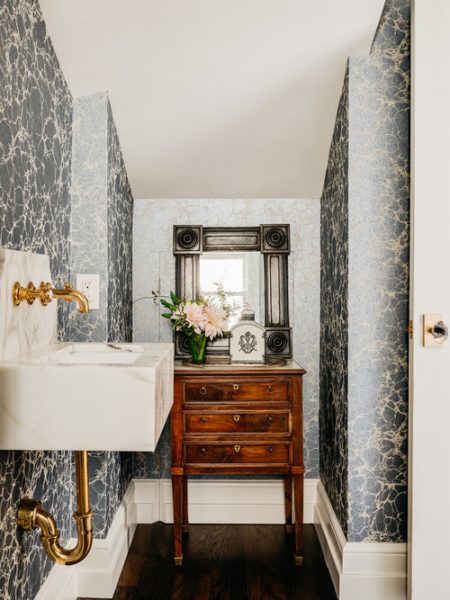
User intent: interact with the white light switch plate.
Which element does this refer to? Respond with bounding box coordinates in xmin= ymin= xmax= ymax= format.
xmin=76 ymin=274 xmax=99 ymax=310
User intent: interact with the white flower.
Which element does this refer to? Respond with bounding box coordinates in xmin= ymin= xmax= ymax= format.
xmin=204 ymin=305 xmax=227 ymax=340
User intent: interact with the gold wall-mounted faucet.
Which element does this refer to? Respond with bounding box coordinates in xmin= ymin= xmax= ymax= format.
xmin=12 ymin=281 xmax=89 ymax=313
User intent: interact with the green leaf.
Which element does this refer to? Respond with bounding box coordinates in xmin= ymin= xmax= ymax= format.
xmin=160 ymin=299 xmax=175 ymax=310
xmin=170 ymin=291 xmax=181 ymax=305
xmin=161 ymin=313 xmax=172 ymax=319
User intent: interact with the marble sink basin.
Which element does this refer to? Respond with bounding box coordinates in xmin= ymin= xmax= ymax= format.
xmin=0 ymin=342 xmax=174 ymax=451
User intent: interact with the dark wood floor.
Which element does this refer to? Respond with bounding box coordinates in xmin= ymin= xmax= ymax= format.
xmin=79 ymin=523 xmax=336 ymax=600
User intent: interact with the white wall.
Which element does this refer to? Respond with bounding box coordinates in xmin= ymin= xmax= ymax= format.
xmin=40 ymin=0 xmax=384 ymax=198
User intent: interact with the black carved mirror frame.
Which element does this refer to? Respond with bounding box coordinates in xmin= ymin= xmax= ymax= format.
xmin=173 ymin=225 xmax=292 ymax=360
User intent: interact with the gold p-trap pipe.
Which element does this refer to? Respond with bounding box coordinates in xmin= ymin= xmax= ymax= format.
xmin=17 ymin=451 xmax=93 ymax=566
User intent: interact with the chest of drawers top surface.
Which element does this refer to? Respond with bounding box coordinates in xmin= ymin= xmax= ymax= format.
xmin=174 ymin=360 xmax=305 ymax=376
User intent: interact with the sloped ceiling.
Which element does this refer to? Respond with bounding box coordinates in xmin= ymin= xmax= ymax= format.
xmin=40 ymin=0 xmax=384 ymax=199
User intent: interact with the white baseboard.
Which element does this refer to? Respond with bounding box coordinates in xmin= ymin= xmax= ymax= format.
xmin=35 ymin=563 xmax=76 ymax=600
xmin=37 ymin=483 xmax=135 ymax=600
xmin=314 ymin=481 xmax=407 ymax=600
xmin=134 ymin=477 xmax=318 ymax=525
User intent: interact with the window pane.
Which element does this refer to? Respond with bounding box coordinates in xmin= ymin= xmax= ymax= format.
xmin=200 ymin=258 xmax=244 ymax=292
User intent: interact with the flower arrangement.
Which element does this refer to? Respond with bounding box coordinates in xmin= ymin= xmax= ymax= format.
xmin=161 ymin=291 xmax=228 ymax=363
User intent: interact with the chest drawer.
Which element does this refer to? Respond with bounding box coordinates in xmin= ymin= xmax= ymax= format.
xmin=183 ymin=379 xmax=289 ymax=403
xmin=184 ymin=410 xmax=291 ymax=435
xmin=185 ymin=442 xmax=290 ymax=465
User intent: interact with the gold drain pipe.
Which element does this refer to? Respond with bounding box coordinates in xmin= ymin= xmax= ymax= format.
xmin=17 ymin=451 xmax=94 ymax=565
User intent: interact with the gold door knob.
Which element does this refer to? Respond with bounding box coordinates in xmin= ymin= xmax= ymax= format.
xmin=201 ymin=447 xmax=207 ymax=454
xmin=233 ymin=384 xmax=240 ymax=391
xmin=268 ymin=446 xmax=273 ymax=453
xmin=266 ymin=385 xmax=273 ymax=393
xmin=233 ymin=414 xmax=241 ymax=422
xmin=266 ymin=415 xmax=274 ymax=425
xmin=234 ymin=445 xmax=241 ymax=453
xmin=199 ymin=386 xmax=207 ymax=395
xmin=200 ymin=416 xmax=208 ymax=423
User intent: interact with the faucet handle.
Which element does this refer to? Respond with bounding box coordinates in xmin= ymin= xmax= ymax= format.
xmin=37 ymin=282 xmax=53 ymax=306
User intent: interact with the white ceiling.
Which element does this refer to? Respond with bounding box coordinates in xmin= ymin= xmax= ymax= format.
xmin=40 ymin=0 xmax=384 ymax=199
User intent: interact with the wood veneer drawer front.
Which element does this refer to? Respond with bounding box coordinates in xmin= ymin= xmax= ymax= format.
xmin=184 ymin=411 xmax=291 ymax=434
xmin=182 ymin=379 xmax=290 ymax=403
xmin=184 ymin=442 xmax=290 ymax=465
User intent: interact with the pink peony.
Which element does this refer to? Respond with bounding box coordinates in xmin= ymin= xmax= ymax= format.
xmin=204 ymin=305 xmax=228 ymax=340
xmin=184 ymin=302 xmax=208 ymax=334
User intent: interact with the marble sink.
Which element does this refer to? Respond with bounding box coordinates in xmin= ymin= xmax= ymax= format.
xmin=0 ymin=342 xmax=174 ymax=451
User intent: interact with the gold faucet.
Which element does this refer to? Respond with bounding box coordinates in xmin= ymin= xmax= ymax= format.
xmin=12 ymin=281 xmax=89 ymax=313
xmin=52 ymin=283 xmax=89 ymax=313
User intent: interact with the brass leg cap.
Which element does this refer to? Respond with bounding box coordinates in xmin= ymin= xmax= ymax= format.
xmin=285 ymin=524 xmax=294 ymax=534
xmin=294 ymin=554 xmax=304 ymax=566
xmin=182 ymin=524 xmax=190 ymax=533
xmin=174 ymin=555 xmax=183 ymax=566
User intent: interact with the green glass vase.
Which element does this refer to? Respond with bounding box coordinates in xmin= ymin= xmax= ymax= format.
xmin=189 ymin=333 xmax=207 ymax=364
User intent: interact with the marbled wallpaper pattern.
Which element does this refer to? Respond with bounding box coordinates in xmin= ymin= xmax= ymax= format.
xmin=106 ymin=101 xmax=133 ymax=344
xmin=0 ymin=0 xmax=73 ymax=596
xmin=319 ymin=68 xmax=349 ymax=535
xmin=69 ymin=92 xmax=133 ymax=538
xmin=319 ymin=0 xmax=409 ymax=543
xmin=347 ymin=0 xmax=410 ymax=543
xmin=132 ymin=198 xmax=320 ymax=480
xmin=0 ymin=6 xmax=134 ymax=597
xmin=69 ymin=93 xmax=108 ymax=342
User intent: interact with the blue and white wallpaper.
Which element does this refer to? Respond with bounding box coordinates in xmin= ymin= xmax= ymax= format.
xmin=0 ymin=0 xmax=74 ymax=596
xmin=69 ymin=91 xmax=133 ymax=538
xmin=320 ymin=0 xmax=410 ymax=543
xmin=132 ymin=197 xmax=321 ymax=480
xmin=0 ymin=2 xmax=133 ymax=597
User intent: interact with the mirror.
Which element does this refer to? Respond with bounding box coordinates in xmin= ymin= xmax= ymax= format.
xmin=199 ymin=251 xmax=263 ymax=328
xmin=173 ymin=225 xmax=292 ymax=360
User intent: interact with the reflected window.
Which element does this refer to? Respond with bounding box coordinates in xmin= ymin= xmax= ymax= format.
xmin=199 ymin=252 xmax=261 ymax=327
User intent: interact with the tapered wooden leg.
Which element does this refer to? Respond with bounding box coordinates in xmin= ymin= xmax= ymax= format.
xmin=293 ymin=473 xmax=304 ymax=565
xmin=182 ymin=476 xmax=189 ymax=533
xmin=172 ymin=474 xmax=183 ymax=565
xmin=284 ymin=475 xmax=293 ymax=533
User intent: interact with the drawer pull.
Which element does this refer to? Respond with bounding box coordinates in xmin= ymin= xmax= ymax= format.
xmin=200 ymin=416 xmax=208 ymax=423
xmin=199 ymin=386 xmax=207 ymax=395
xmin=268 ymin=446 xmax=273 ymax=453
xmin=233 ymin=414 xmax=241 ymax=422
xmin=233 ymin=384 xmax=240 ymax=392
xmin=234 ymin=444 xmax=241 ymax=453
xmin=266 ymin=415 xmax=274 ymax=425
xmin=266 ymin=385 xmax=273 ymax=393
xmin=201 ymin=447 xmax=207 ymax=454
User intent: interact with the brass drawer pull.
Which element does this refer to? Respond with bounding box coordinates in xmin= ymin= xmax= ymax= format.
xmin=266 ymin=415 xmax=274 ymax=425
xmin=234 ymin=444 xmax=241 ymax=453
xmin=201 ymin=447 xmax=207 ymax=454
xmin=266 ymin=385 xmax=273 ymax=393
xmin=233 ymin=414 xmax=241 ymax=422
xmin=268 ymin=446 xmax=273 ymax=453
xmin=200 ymin=416 xmax=208 ymax=423
xmin=199 ymin=386 xmax=207 ymax=395
xmin=233 ymin=384 xmax=240 ymax=391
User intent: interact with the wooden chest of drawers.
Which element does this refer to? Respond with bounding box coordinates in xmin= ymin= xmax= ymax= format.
xmin=171 ymin=361 xmax=306 ymax=566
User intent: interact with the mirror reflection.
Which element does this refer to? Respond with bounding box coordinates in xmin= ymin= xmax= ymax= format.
xmin=199 ymin=252 xmax=263 ymax=328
